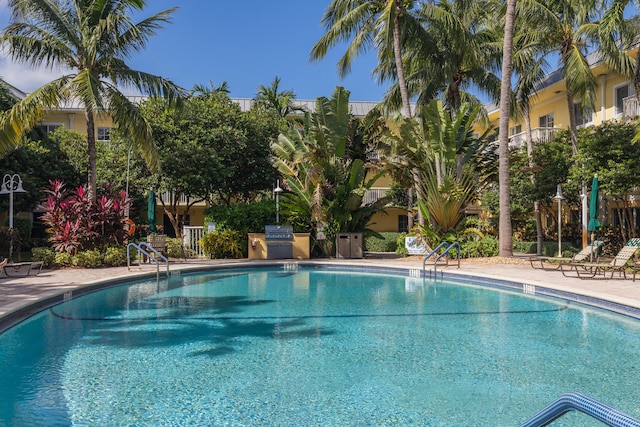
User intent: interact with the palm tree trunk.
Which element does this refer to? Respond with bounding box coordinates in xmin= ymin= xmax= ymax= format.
xmin=524 ymin=106 xmax=543 ymax=255
xmin=566 ymin=91 xmax=588 ymax=248
xmin=497 ymin=0 xmax=516 ymax=258
xmin=565 ymin=91 xmax=579 ymax=156
xmin=393 ymin=1 xmax=411 ymax=120
xmin=392 ymin=1 xmax=423 ymax=227
xmin=85 ymin=109 xmax=97 ymax=201
xmin=634 ymin=51 xmax=640 ymax=112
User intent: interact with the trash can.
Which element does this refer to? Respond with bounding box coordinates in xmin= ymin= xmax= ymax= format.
xmin=336 ymin=233 xmax=363 ymax=259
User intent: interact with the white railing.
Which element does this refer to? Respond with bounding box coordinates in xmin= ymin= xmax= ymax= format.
xmin=183 ymin=226 xmax=204 ymax=258
xmin=623 ymin=96 xmax=639 ymax=119
xmin=507 ymin=127 xmax=557 ymax=148
xmin=363 ymin=188 xmax=387 ymax=205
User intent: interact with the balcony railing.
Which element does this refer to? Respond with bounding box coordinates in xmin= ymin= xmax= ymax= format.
xmin=363 ymin=188 xmax=387 ymax=205
xmin=623 ymin=96 xmax=639 ymax=119
xmin=506 ymin=127 xmax=557 ymax=148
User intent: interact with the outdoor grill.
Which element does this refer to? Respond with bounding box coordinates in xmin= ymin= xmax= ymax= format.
xmin=265 ymin=225 xmax=294 ymax=259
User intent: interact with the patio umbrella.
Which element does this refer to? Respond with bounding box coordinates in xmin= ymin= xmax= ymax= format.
xmin=587 ymin=174 xmax=601 ymax=241
xmin=148 ymin=188 xmax=157 ymax=233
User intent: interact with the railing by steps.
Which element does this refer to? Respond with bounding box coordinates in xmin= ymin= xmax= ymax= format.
xmin=520 ymin=392 xmax=640 ymax=427
xmin=127 ymin=242 xmax=169 ymax=281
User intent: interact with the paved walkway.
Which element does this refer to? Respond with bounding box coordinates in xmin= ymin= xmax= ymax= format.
xmin=1 ymin=257 xmax=639 ymax=331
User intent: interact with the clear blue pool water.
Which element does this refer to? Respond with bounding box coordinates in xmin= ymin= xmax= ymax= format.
xmin=1 ymin=266 xmax=640 ymax=426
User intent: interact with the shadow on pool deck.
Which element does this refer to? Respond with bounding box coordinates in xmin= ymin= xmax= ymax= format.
xmin=2 ymin=256 xmax=640 ymax=333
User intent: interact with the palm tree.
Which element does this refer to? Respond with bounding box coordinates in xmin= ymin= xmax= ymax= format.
xmin=254 ymin=76 xmax=305 ymax=120
xmin=498 ymin=0 xmax=517 ymax=257
xmin=310 ymin=0 xmax=422 ymax=119
xmin=0 ymin=0 xmax=185 ymax=200
xmin=381 ymin=0 xmax=502 ymax=113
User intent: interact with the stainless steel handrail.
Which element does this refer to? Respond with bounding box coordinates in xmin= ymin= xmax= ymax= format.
xmin=422 ymin=241 xmax=460 ymax=278
xmin=520 ymin=392 xmax=640 ymax=427
xmin=127 ymin=242 xmax=169 ymax=280
xmin=434 ymin=241 xmax=461 ymax=276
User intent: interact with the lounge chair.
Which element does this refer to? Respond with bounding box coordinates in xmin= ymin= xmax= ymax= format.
xmin=2 ymin=261 xmax=44 ymax=277
xmin=529 ymin=240 xmax=603 ymax=271
xmin=560 ymin=238 xmax=640 ymax=280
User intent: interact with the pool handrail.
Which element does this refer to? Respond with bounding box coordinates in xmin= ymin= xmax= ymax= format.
xmin=422 ymin=242 xmax=450 ymax=270
xmin=520 ymin=392 xmax=640 ymax=427
xmin=127 ymin=242 xmax=169 ymax=280
xmin=422 ymin=241 xmax=461 ymax=277
xmin=434 ymin=241 xmax=460 ymax=275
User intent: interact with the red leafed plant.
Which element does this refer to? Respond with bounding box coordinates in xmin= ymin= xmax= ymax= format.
xmin=39 ymin=180 xmax=132 ymax=254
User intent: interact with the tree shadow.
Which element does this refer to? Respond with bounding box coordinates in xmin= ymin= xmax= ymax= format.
xmin=73 ymin=295 xmax=335 ymax=357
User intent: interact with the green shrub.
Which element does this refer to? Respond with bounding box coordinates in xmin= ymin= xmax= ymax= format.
xmin=103 ymin=246 xmax=127 ymax=266
xmin=395 ymin=233 xmax=409 ymax=257
xmin=364 ymin=232 xmax=400 ymax=252
xmin=8 ymin=215 xmax=32 ymax=249
xmin=32 ymin=247 xmax=56 ymax=268
xmin=166 ymin=237 xmax=193 ymax=258
xmin=204 ymin=201 xmax=278 ymax=233
xmin=74 ymin=249 xmax=103 ymax=268
xmin=461 ymin=236 xmax=499 ymax=258
xmin=199 ymin=230 xmax=243 ymax=259
xmin=54 ymin=252 xmax=73 ymax=267
xmin=513 ymin=241 xmax=578 ymax=257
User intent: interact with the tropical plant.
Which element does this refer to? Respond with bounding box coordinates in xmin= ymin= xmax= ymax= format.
xmin=272 ymin=86 xmax=389 ymax=256
xmin=254 ymin=76 xmax=306 ymax=120
xmin=0 ymin=0 xmax=185 ymax=200
xmin=39 ymin=179 xmax=132 ymax=253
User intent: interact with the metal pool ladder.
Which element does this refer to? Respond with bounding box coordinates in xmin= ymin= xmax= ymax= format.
xmin=520 ymin=392 xmax=640 ymax=427
xmin=422 ymin=241 xmax=460 ymax=279
xmin=127 ymin=242 xmax=169 ymax=281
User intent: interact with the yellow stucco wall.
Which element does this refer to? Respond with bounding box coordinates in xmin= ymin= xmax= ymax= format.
xmin=247 ymin=233 xmax=310 ymax=260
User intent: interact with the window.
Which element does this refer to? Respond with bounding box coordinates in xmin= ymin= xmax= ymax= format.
xmin=573 ymin=103 xmax=593 ymax=127
xmin=539 ymin=113 xmax=554 ymax=129
xmin=614 ymin=83 xmax=634 ymax=117
xmin=398 ymin=215 xmax=408 ymax=233
xmin=37 ymin=123 xmax=63 ymax=135
xmin=97 ymin=127 xmax=111 ymax=141
xmin=509 ymin=124 xmax=522 ymax=136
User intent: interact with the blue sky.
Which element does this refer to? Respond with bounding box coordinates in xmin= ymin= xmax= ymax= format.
xmin=0 ymin=1 xmax=390 ymax=101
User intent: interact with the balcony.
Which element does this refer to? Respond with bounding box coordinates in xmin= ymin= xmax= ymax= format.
xmin=363 ymin=188 xmax=388 ymax=205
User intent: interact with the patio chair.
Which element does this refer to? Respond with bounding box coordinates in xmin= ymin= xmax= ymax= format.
xmin=529 ymin=240 xmax=603 ymax=271
xmin=560 ymin=238 xmax=640 ymax=280
xmin=2 ymin=261 xmax=44 ymax=277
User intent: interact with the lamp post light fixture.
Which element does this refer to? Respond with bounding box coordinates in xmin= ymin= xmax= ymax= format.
xmin=554 ymin=184 xmax=564 ymax=257
xmin=0 ymin=173 xmax=27 ymax=262
xmin=274 ymin=180 xmax=283 ymax=224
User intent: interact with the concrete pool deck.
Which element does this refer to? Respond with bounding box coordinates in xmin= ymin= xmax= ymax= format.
xmin=1 ymin=256 xmax=639 ymax=331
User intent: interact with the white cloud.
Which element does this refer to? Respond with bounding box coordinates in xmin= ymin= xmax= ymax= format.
xmin=0 ymin=59 xmax=64 ymax=92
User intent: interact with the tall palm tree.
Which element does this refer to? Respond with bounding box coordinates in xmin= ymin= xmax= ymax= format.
xmin=382 ymin=0 xmax=502 ymax=113
xmin=0 ymin=0 xmax=185 ymax=200
xmin=310 ymin=0 xmax=422 ymax=119
xmin=498 ymin=0 xmax=517 ymax=257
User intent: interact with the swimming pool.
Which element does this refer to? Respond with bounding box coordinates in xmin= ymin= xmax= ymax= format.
xmin=1 ymin=265 xmax=639 ymax=426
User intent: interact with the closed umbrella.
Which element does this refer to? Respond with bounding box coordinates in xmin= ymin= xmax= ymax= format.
xmin=587 ymin=174 xmax=600 ymax=242
xmin=148 ymin=188 xmax=157 ymax=233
